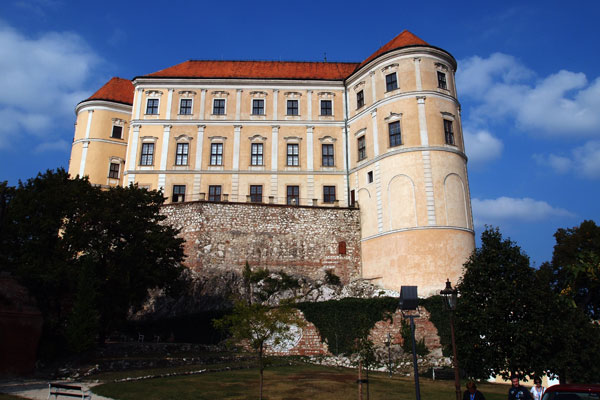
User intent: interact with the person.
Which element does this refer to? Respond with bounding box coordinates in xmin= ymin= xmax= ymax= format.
xmin=508 ymin=375 xmax=533 ymax=400
xmin=530 ymin=377 xmax=545 ymax=400
xmin=463 ymin=381 xmax=486 ymax=400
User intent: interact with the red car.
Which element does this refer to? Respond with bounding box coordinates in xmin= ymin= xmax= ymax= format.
xmin=542 ymin=384 xmax=600 ymax=400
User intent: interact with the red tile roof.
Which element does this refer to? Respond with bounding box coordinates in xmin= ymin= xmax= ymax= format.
xmin=143 ymin=60 xmax=360 ymax=80
xmin=358 ymin=30 xmax=429 ymax=69
xmin=86 ymin=77 xmax=134 ymax=105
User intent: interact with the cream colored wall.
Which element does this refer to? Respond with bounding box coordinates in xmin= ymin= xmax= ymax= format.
xmin=361 ymin=228 xmax=473 ymax=296
xmin=68 ymin=105 xmax=130 ymax=187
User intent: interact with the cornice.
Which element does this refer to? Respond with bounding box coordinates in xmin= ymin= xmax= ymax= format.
xmin=361 ymin=225 xmax=474 ymax=242
xmin=75 ymin=100 xmax=132 ymax=115
xmin=72 ymin=138 xmax=128 ymax=146
xmin=348 ymin=145 xmax=467 ymax=174
xmin=129 ymin=119 xmax=345 ymax=128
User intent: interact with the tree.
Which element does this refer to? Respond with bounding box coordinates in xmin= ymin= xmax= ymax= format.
xmin=455 ymin=227 xmax=549 ymax=380
xmin=0 ymin=169 xmax=184 ymax=357
xmin=456 ymin=226 xmax=600 ymax=383
xmin=541 ymin=220 xmax=600 ymax=319
xmin=214 ymin=265 xmax=302 ymax=400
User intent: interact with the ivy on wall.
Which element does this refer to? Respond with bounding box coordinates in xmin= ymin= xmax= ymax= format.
xmin=296 ymin=297 xmax=397 ymax=355
xmin=295 ymin=296 xmax=452 ymax=357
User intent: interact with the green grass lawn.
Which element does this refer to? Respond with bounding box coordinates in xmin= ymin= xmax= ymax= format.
xmin=92 ymin=363 xmax=510 ymax=400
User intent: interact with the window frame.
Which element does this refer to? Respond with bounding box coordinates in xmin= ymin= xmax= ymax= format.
xmin=388 ymin=121 xmax=402 ymax=147
xmin=172 ymin=185 xmax=186 ymax=203
xmin=323 ymin=186 xmax=336 ymax=203
xmin=444 ymin=119 xmax=455 ymax=145
xmin=208 ymin=185 xmax=221 ymax=202
xmin=322 ymin=143 xmax=334 ymax=167
xmin=146 ymin=98 xmax=159 ymax=115
xmin=140 ymin=142 xmax=154 ymax=166
xmin=356 ymin=90 xmax=364 ymax=109
xmin=250 ymin=185 xmax=263 ymax=203
xmin=111 ymin=125 xmax=123 ymax=139
xmin=357 ymin=136 xmax=366 ymax=161
xmin=210 ymin=142 xmax=223 ymax=165
xmin=385 ymin=72 xmax=398 ymax=92
xmin=286 ymin=185 xmax=300 ymax=205
xmin=437 ymin=71 xmax=448 ymax=90
xmin=252 ymin=99 xmax=265 ymax=115
xmin=286 ymin=99 xmax=299 ymax=116
xmin=108 ymin=162 xmax=120 ymax=179
xmin=175 ymin=142 xmax=189 ymax=166
xmin=320 ymin=99 xmax=333 ymax=116
xmin=251 ymin=143 xmax=263 ymax=166
xmin=179 ymin=98 xmax=193 ymax=115
xmin=287 ymin=143 xmax=299 ymax=166
xmin=213 ymin=98 xmax=226 ymax=115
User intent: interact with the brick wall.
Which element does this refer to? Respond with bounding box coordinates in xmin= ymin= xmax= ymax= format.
xmin=161 ymin=201 xmax=362 ymax=283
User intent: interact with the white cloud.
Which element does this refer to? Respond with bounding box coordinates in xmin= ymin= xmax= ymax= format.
xmin=0 ymin=21 xmax=100 ymax=149
xmin=458 ymin=53 xmax=600 ymax=138
xmin=472 ymin=196 xmax=573 ymax=227
xmin=534 ymin=140 xmax=600 ymax=179
xmin=34 ymin=139 xmax=70 ymax=153
xmin=463 ymin=128 xmax=503 ymax=164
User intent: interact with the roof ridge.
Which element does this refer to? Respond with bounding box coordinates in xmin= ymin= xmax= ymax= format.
xmin=184 ymin=59 xmax=360 ymax=64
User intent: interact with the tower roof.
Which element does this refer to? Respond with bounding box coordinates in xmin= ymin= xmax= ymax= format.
xmin=141 ymin=60 xmax=360 ymax=81
xmin=84 ymin=77 xmax=134 ymax=105
xmin=358 ymin=30 xmax=429 ymax=69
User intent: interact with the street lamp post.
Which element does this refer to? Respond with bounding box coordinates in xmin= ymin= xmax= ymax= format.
xmin=440 ymin=279 xmax=461 ymax=400
xmin=399 ymin=286 xmax=421 ymax=400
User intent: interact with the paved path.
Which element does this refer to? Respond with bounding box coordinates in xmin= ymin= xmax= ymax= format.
xmin=0 ymin=379 xmax=114 ymax=400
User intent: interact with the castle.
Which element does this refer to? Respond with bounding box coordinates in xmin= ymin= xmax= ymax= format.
xmin=68 ymin=31 xmax=474 ymax=296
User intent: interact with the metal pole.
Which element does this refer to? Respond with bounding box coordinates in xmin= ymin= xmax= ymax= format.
xmin=449 ymin=313 xmax=461 ymax=400
xmin=409 ymin=315 xmax=421 ymax=400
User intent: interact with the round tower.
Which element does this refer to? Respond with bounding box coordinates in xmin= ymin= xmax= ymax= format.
xmin=345 ymin=31 xmax=474 ymax=296
xmin=68 ymin=77 xmax=133 ymax=187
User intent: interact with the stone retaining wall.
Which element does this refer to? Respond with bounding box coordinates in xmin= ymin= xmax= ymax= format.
xmin=161 ymin=201 xmax=362 ymax=284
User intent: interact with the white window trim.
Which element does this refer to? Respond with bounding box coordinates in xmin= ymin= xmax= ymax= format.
xmin=251 ymin=98 xmax=266 ymax=116
xmin=385 ymin=72 xmax=399 ymax=92
xmin=107 ymin=156 xmax=124 ymax=180
xmin=319 ymin=99 xmax=334 ymax=116
xmin=139 ymin=136 xmax=158 ymax=169
xmin=212 ymin=97 xmax=227 ymax=115
xmin=178 ymin=97 xmax=194 ymax=115
xmin=145 ymin=97 xmax=160 ymax=115
xmin=285 ymin=98 xmax=301 ymax=116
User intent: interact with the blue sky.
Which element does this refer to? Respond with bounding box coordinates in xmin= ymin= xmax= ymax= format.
xmin=1 ymin=0 xmax=598 ymax=267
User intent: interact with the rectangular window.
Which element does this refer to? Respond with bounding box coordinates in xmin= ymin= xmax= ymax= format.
xmin=357 ymin=136 xmax=366 ymax=161
xmin=287 ymin=185 xmax=299 ymax=205
xmin=323 ymin=186 xmax=336 ymax=203
xmin=389 ymin=121 xmax=402 ymax=147
xmin=386 ymin=73 xmax=398 ymax=91
xmin=108 ymin=162 xmax=120 ymax=179
xmin=437 ymin=71 xmax=447 ymax=90
xmin=444 ymin=119 xmax=455 ymax=145
xmin=146 ymin=98 xmax=159 ymax=115
xmin=322 ymin=144 xmax=334 ymax=167
xmin=213 ymin=99 xmax=225 ymax=115
xmin=320 ymin=100 xmax=332 ymax=116
xmin=287 ymin=144 xmax=299 ymax=166
xmin=140 ymin=143 xmax=154 ymax=166
xmin=172 ymin=185 xmax=186 ymax=202
xmin=367 ymin=171 xmax=373 ymax=183
xmin=210 ymin=143 xmax=223 ymax=165
xmin=208 ymin=185 xmax=221 ymax=202
xmin=175 ymin=143 xmax=189 ymax=166
xmin=250 ymin=185 xmax=262 ymax=203
xmin=251 ymin=143 xmax=263 ymax=166
xmin=111 ymin=125 xmax=123 ymax=139
xmin=356 ymin=90 xmax=364 ymax=108
xmin=252 ymin=99 xmax=265 ymax=115
xmin=287 ymin=99 xmax=299 ymax=116
xmin=180 ymin=99 xmax=192 ymax=115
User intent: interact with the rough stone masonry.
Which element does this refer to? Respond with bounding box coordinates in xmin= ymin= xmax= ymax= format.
xmin=161 ymin=200 xmax=362 ymax=284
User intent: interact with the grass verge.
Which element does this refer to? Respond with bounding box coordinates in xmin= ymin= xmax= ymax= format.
xmin=92 ymin=363 xmax=509 ymax=400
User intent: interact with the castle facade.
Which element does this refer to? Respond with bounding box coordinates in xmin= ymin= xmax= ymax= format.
xmin=68 ymin=31 xmax=474 ymax=296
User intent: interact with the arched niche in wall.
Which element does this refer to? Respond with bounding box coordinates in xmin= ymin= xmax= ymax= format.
xmin=387 ymin=174 xmax=417 ymax=230
xmin=443 ymin=173 xmax=468 ymax=228
xmin=357 ymin=187 xmax=377 ymax=237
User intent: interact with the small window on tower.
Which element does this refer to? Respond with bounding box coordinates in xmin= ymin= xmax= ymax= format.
xmin=111 ymin=125 xmax=123 ymax=139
